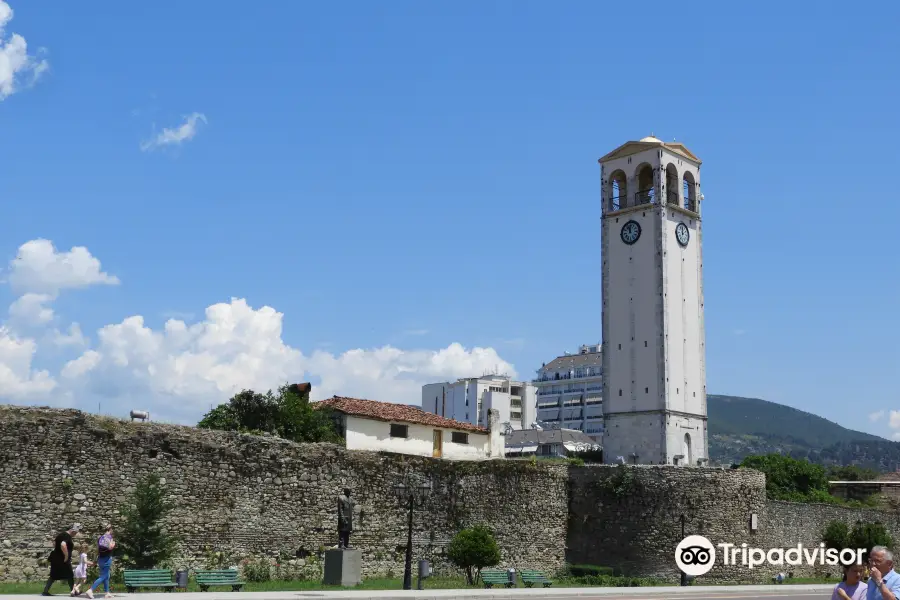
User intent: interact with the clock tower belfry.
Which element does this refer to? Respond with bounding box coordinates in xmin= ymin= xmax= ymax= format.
xmin=599 ymin=136 xmax=708 ymax=466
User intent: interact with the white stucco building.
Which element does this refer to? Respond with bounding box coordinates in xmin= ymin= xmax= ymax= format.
xmin=421 ymin=375 xmax=537 ymax=431
xmin=599 ymin=136 xmax=709 ymax=466
xmin=533 ymin=344 xmax=604 ymax=442
xmin=315 ymin=396 xmax=504 ymax=460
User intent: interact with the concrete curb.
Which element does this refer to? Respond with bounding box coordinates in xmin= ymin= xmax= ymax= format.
xmin=287 ymin=584 xmax=836 ymax=599
xmin=8 ymin=585 xmax=836 ymax=600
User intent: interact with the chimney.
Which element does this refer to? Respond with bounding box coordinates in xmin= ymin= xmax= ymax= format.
xmin=487 ymin=409 xmax=505 ymax=459
xmin=289 ymin=382 xmax=312 ymax=396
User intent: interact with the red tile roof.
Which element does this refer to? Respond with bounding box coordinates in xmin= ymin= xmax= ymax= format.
xmin=314 ymin=396 xmax=488 ymax=433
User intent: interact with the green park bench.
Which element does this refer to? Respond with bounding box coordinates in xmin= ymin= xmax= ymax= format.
xmin=195 ymin=568 xmax=245 ymax=592
xmin=123 ymin=569 xmax=177 ymax=593
xmin=480 ymin=569 xmax=514 ymax=588
xmin=520 ymin=569 xmax=552 ymax=587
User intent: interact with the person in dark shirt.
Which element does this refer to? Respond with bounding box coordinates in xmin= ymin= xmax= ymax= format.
xmin=42 ymin=523 xmax=81 ymax=597
xmin=85 ymin=524 xmax=115 ymax=599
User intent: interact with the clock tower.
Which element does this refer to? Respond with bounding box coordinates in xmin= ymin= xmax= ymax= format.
xmin=599 ymin=136 xmax=708 ymax=466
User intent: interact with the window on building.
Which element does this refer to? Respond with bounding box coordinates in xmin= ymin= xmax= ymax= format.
xmin=390 ymin=424 xmax=408 ymax=438
xmin=451 ymin=432 xmax=469 ymax=444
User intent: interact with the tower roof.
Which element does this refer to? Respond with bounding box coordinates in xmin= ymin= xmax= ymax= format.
xmin=599 ymin=137 xmax=701 ymax=165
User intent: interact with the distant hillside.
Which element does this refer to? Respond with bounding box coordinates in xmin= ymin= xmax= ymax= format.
xmin=707 ymin=394 xmax=900 ymax=471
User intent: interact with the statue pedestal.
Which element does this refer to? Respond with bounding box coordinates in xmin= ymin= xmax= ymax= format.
xmin=323 ymin=548 xmax=362 ymax=587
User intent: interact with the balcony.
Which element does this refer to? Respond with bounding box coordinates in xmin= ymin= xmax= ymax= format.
xmin=533 ymin=370 xmax=602 ymax=384
xmin=685 ymin=199 xmax=698 ymax=213
xmin=667 ymin=190 xmax=679 ymax=206
xmin=634 ymin=189 xmax=655 ymax=205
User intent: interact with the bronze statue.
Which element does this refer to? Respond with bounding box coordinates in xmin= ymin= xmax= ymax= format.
xmin=337 ymin=488 xmax=355 ymax=549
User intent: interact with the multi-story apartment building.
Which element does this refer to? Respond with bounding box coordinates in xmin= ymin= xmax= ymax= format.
xmin=422 ymin=374 xmax=537 ymax=431
xmin=533 ymin=344 xmax=603 ymax=442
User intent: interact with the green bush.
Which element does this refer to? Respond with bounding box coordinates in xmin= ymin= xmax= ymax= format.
xmin=570 ymin=574 xmax=663 ymax=587
xmin=823 ymin=521 xmax=850 ymax=550
xmin=241 ymin=558 xmax=271 ymax=582
xmin=822 ymin=520 xmax=893 ymax=560
xmin=198 ymin=384 xmax=341 ymax=443
xmin=447 ymin=525 xmax=501 ymax=585
xmin=568 ymin=564 xmax=616 ymax=577
xmin=741 ymin=454 xmax=830 ymax=502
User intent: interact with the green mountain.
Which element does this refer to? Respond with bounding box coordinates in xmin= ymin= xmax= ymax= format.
xmin=707 ymin=394 xmax=900 ymax=471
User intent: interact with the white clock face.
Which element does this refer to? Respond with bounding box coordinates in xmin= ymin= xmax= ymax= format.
xmin=676 ymin=222 xmax=690 ymax=247
xmin=621 ymin=221 xmax=641 ymax=245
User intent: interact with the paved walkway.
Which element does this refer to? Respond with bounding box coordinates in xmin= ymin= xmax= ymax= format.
xmin=15 ymin=585 xmax=835 ymax=600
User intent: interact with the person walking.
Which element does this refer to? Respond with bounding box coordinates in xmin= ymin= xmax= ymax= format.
xmin=42 ymin=524 xmax=81 ymax=597
xmin=85 ymin=524 xmax=115 ymax=599
xmin=71 ymin=543 xmax=93 ymax=597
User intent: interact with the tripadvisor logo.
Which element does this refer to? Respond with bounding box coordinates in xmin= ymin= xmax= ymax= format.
xmin=675 ymin=536 xmax=866 ymax=576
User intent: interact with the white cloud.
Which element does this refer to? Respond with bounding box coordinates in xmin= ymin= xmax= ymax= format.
xmin=52 ymin=297 xmax=515 ymax=422
xmin=0 ymin=1 xmax=48 ymax=101
xmin=141 ymin=112 xmax=207 ymax=151
xmin=8 ymin=292 xmax=54 ymax=325
xmin=890 ymin=410 xmax=900 ymax=431
xmin=305 ymin=342 xmax=516 ymax=404
xmin=869 ymin=410 xmax=886 ymax=422
xmin=7 ymin=239 xmax=119 ymax=296
xmin=52 ymin=323 xmax=87 ymax=348
xmin=0 ymin=239 xmax=517 ymax=423
xmin=0 ymin=326 xmax=56 ymax=399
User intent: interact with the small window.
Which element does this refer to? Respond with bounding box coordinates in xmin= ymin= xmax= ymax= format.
xmin=390 ymin=424 xmax=408 ymax=438
xmin=451 ymin=432 xmax=469 ymax=444
xmin=618 ymin=389 xmax=622 ymax=396
xmin=645 ymin=387 xmax=649 ymax=393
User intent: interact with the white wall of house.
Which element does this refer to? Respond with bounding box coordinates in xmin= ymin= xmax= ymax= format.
xmin=342 ymin=415 xmax=496 ymax=460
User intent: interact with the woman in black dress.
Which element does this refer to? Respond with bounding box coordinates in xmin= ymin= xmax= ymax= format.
xmin=42 ymin=523 xmax=81 ymax=596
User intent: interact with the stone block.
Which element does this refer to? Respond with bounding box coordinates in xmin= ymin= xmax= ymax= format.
xmin=322 ymin=549 xmax=361 ymax=587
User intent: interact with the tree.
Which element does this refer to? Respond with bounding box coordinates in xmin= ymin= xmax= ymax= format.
xmin=823 ymin=520 xmax=893 ymax=560
xmin=198 ymin=383 xmax=342 ymax=444
xmin=823 ymin=521 xmax=850 ymax=550
xmin=740 ymin=454 xmax=831 ymax=501
xmin=118 ymin=473 xmax=178 ymax=569
xmin=850 ymin=522 xmax=893 ymax=558
xmin=826 ymin=465 xmax=880 ymax=482
xmin=447 ymin=525 xmax=501 ymax=585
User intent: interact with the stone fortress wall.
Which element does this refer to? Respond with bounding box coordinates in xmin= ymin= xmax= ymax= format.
xmin=2 ymin=405 xmax=899 ymax=584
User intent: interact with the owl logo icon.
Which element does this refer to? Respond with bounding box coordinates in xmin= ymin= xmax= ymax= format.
xmin=675 ymin=535 xmax=716 ymax=576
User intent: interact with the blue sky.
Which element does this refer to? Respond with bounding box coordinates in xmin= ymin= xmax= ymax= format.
xmin=0 ymin=1 xmax=898 ymax=437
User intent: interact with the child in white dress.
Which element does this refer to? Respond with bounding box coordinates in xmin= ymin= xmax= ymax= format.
xmin=72 ymin=543 xmax=92 ymax=596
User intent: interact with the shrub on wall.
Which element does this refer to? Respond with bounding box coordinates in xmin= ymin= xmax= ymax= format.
xmin=823 ymin=520 xmax=893 ymax=559
xmin=446 ymin=525 xmax=501 ymax=585
xmin=740 ymin=454 xmax=831 ymax=502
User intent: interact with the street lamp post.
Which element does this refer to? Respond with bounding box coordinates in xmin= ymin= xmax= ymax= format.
xmin=393 ymin=479 xmax=432 ymax=590
xmin=680 ymin=514 xmax=687 ymax=587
